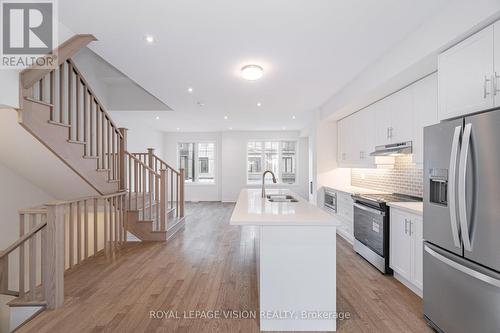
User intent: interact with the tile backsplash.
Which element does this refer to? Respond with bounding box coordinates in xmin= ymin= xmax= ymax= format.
xmin=351 ymin=156 xmax=423 ymax=197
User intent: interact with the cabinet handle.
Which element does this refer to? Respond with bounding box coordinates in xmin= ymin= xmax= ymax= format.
xmin=386 ymin=128 xmax=390 ymax=139
xmin=404 ymin=219 xmax=408 ymax=235
xmin=484 ymin=75 xmax=492 ymax=99
xmin=409 ymin=220 xmax=413 ymax=235
xmin=390 ymin=127 xmax=393 ymax=139
xmin=493 ymin=72 xmax=500 ymax=96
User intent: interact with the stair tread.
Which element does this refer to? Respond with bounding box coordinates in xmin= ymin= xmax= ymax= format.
xmin=8 ymin=298 xmax=47 ymax=307
xmin=68 ymin=139 xmax=86 ymax=145
xmin=25 ymin=97 xmax=54 ymax=108
xmin=97 ymin=168 xmax=111 ymax=172
xmin=83 ymin=155 xmax=99 ymax=159
xmin=47 ymin=120 xmax=71 ymax=128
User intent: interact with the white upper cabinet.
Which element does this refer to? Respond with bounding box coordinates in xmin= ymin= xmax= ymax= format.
xmin=361 ymin=105 xmax=376 ymax=165
xmin=438 ymin=24 xmax=495 ymax=120
xmin=494 ymin=22 xmax=500 ymax=106
xmin=412 ymin=73 xmax=438 ymax=164
xmin=374 ymin=98 xmax=392 ymax=146
xmin=374 ymin=88 xmax=413 ymax=146
xmin=338 ymin=74 xmax=439 ymax=168
xmin=389 ymin=88 xmax=414 ymax=143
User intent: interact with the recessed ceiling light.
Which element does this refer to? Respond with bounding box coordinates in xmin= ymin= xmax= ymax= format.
xmin=292 ymin=115 xmax=296 ymax=120
xmin=282 ymin=126 xmax=286 ymax=130
xmin=241 ymin=64 xmax=264 ymax=81
xmin=257 ymin=102 xmax=262 ymax=107
xmin=188 ymin=87 xmax=193 ymax=93
xmin=176 ymin=127 xmax=180 ymax=131
xmin=228 ymin=127 xmax=233 ymax=130
xmin=224 ymin=115 xmax=228 ymax=120
xmin=145 ymin=35 xmax=156 ymax=44
xmin=155 ymin=116 xmax=160 ymax=120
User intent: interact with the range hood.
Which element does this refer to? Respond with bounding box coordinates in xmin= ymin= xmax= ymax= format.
xmin=370 ymin=141 xmax=412 ymax=156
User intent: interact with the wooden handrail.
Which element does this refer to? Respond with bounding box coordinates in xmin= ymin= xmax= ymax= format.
xmin=20 ymin=34 xmax=97 ymax=89
xmin=0 ymin=222 xmax=47 ymax=259
xmin=126 ymin=152 xmax=160 ymax=177
xmin=45 ymin=191 xmax=127 ymax=207
xmin=153 ymin=153 xmax=179 ymax=174
xmin=18 ymin=206 xmax=48 ymax=214
xmin=131 ymin=152 xmax=179 ymax=174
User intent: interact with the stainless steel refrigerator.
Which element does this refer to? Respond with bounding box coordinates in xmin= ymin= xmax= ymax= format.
xmin=423 ymin=110 xmax=500 ymax=333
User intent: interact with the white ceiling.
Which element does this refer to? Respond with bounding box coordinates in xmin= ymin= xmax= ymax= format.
xmin=59 ymin=0 xmax=449 ymax=132
xmin=72 ymin=47 xmax=171 ymax=111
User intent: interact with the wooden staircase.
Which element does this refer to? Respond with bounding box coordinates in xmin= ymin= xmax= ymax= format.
xmin=124 ymin=150 xmax=186 ymax=242
xmin=18 ymin=36 xmax=123 ymax=195
xmin=0 ymin=34 xmax=186 ymax=331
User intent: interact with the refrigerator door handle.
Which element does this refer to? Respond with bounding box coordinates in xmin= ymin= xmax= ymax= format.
xmin=425 ymin=245 xmax=500 ymax=288
xmin=448 ymin=125 xmax=462 ymax=248
xmin=458 ymin=123 xmax=473 ymax=252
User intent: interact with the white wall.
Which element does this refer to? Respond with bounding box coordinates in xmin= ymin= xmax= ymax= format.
xmin=162 ymin=130 xmax=309 ymax=202
xmin=0 ymin=162 xmax=53 ymax=250
xmin=0 ymin=70 xmax=20 ymax=109
xmin=109 ymin=111 xmax=165 ymax=156
xmin=303 ymin=113 xmax=350 ymax=205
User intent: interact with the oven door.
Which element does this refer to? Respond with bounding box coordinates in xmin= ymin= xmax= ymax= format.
xmin=353 ymin=202 xmax=385 ymax=257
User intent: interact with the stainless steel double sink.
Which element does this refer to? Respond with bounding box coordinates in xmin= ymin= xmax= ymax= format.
xmin=266 ymin=194 xmax=298 ymax=203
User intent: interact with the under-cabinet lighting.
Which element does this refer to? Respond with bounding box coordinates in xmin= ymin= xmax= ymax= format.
xmin=375 ymin=156 xmax=395 ymax=169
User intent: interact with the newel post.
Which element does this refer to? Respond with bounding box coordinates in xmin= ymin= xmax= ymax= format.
xmin=44 ymin=203 xmax=65 ymax=309
xmin=160 ymin=169 xmax=168 ymax=231
xmin=147 ymin=148 xmax=154 ymax=169
xmin=119 ymin=128 xmax=128 ymax=191
xmin=179 ymin=168 xmax=185 ymax=218
xmin=0 ymin=256 xmax=8 ymax=294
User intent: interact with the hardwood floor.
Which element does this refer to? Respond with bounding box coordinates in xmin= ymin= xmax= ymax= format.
xmin=18 ymin=202 xmax=432 ymax=333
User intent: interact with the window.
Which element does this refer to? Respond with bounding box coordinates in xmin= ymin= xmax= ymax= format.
xmin=247 ymin=140 xmax=297 ymax=184
xmin=178 ymin=142 xmax=215 ymax=183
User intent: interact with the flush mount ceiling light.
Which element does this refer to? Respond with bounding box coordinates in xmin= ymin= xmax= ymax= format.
xmin=187 ymin=87 xmax=193 ymax=93
xmin=292 ymin=115 xmax=296 ymax=120
xmin=257 ymin=102 xmax=262 ymax=107
xmin=155 ymin=116 xmax=160 ymax=120
xmin=224 ymin=115 xmax=228 ymax=120
xmin=241 ymin=64 xmax=264 ymax=81
xmin=145 ymin=35 xmax=156 ymax=44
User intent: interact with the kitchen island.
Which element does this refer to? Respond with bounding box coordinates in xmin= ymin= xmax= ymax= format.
xmin=230 ymin=189 xmax=340 ymax=331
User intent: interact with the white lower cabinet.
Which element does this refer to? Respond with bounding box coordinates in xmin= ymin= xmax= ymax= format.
xmin=390 ymin=208 xmax=423 ymax=296
xmin=323 ymin=189 xmax=354 ymax=243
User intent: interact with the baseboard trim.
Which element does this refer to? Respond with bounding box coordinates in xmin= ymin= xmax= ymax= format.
xmin=167 ymin=217 xmax=186 ymax=241
xmin=393 ymin=271 xmax=423 ymax=298
xmin=336 ymin=228 xmax=354 ymax=245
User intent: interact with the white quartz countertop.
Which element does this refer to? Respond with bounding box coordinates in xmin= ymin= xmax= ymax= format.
xmin=230 ymin=189 xmax=340 ymax=226
xmin=387 ymin=202 xmax=423 ymax=215
xmin=323 ymin=185 xmax=388 ymax=195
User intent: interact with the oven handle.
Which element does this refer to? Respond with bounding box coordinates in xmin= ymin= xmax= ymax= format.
xmin=353 ymin=203 xmax=385 ymax=216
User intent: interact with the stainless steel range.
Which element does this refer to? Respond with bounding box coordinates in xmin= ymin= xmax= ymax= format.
xmin=351 ymin=193 xmax=422 ymax=274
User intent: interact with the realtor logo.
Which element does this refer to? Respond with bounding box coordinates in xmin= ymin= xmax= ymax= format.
xmin=1 ymin=0 xmax=57 ymax=69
